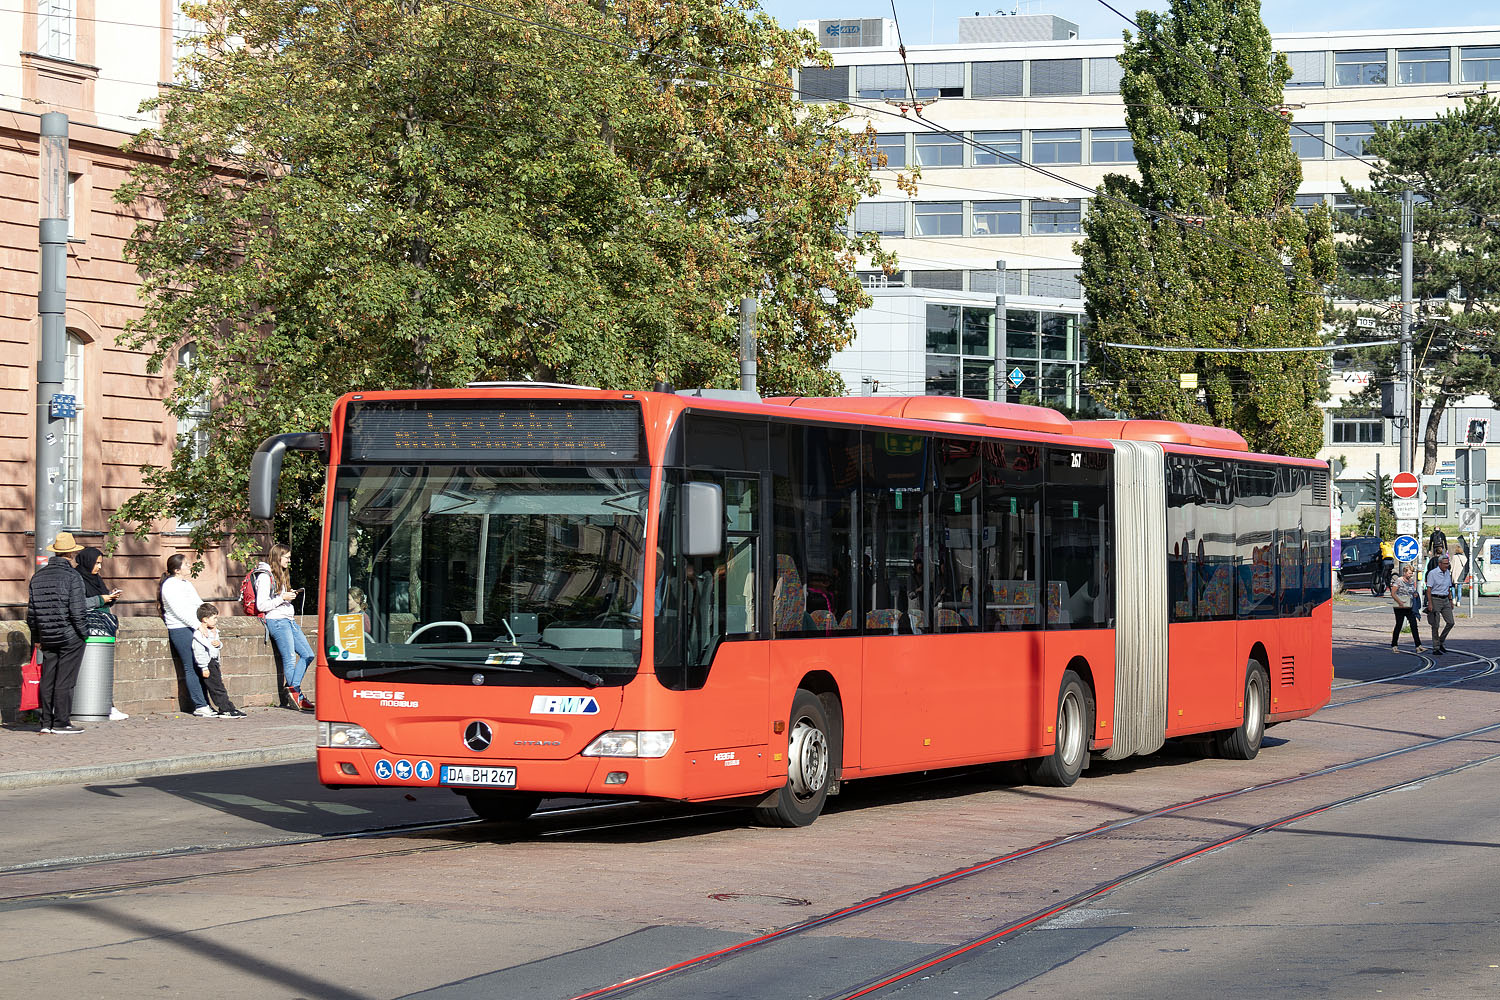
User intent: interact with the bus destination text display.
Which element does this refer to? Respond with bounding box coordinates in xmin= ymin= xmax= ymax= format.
xmin=345 ymin=402 xmax=643 ymax=463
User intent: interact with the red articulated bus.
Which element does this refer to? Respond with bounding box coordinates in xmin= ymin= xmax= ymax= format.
xmin=249 ymin=387 xmax=1333 ymax=826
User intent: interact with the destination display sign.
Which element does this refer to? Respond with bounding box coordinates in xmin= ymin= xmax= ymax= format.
xmin=344 ymin=401 xmax=643 ymax=463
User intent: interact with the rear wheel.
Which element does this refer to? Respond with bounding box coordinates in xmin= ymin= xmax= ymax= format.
xmin=463 ymin=791 xmax=542 ymax=823
xmin=1026 ymin=670 xmax=1093 ymax=787
xmin=753 ymin=689 xmax=836 ymax=828
xmin=1216 ymin=662 xmax=1269 ymax=760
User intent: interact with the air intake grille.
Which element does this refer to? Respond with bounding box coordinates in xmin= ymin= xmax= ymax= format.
xmin=1313 ymin=470 xmax=1330 ymax=505
xmin=1280 ymin=655 xmax=1296 ymax=688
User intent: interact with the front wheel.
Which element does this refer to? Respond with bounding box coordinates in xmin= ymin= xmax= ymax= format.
xmin=464 ymin=791 xmax=542 ymax=823
xmin=1026 ymin=670 xmax=1093 ymax=787
xmin=753 ymin=689 xmax=836 ymax=828
xmin=1216 ymin=662 xmax=1269 ymax=760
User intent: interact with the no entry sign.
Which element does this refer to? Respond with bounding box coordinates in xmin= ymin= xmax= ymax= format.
xmin=1392 ymin=471 xmax=1420 ymax=499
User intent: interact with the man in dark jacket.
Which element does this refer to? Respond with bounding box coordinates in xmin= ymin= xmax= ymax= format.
xmin=26 ymin=531 xmax=90 ymax=734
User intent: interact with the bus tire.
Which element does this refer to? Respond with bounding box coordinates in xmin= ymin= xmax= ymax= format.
xmin=1026 ymin=670 xmax=1092 ymax=788
xmin=752 ymin=689 xmax=835 ymax=828
xmin=1216 ymin=662 xmax=1269 ymax=760
xmin=464 ymin=791 xmax=542 ymax=823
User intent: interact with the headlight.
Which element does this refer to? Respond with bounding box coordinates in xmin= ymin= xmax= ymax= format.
xmin=318 ymin=722 xmax=381 ymax=749
xmin=582 ymin=730 xmax=675 ymax=758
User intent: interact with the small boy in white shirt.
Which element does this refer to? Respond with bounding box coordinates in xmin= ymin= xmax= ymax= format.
xmin=192 ymin=604 xmax=246 ymax=719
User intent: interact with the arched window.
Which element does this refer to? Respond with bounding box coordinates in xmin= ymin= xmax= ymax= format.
xmin=176 ymin=342 xmax=210 ymax=459
xmin=60 ymin=332 xmax=85 ymax=527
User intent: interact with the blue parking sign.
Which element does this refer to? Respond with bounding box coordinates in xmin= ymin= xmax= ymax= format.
xmin=1394 ymin=535 xmax=1420 ymax=563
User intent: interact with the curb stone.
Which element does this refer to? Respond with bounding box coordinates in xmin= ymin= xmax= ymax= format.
xmin=0 ymin=743 xmax=315 ymax=791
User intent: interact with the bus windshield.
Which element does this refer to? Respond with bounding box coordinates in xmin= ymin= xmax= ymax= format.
xmin=326 ymin=464 xmax=649 ymax=686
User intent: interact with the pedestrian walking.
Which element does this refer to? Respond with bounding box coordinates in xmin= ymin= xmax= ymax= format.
xmin=1425 ymin=554 xmax=1456 ymax=654
xmin=192 ymin=604 xmax=246 ymax=719
xmin=76 ymin=546 xmax=129 ymax=720
xmin=1390 ymin=564 xmax=1423 ymax=651
xmin=1450 ymin=544 xmax=1469 ymax=603
xmin=161 ymin=553 xmax=218 ymax=717
xmin=26 ymin=532 xmax=90 ymax=734
xmin=257 ymin=543 xmax=315 ymax=711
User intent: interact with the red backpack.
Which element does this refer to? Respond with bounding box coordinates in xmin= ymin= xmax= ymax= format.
xmin=240 ymin=569 xmax=266 ymax=618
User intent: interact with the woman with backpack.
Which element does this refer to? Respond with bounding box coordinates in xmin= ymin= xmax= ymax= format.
xmin=253 ymin=543 xmax=315 ymax=711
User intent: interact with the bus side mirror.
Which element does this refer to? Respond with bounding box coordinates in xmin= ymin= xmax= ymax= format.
xmin=249 ymin=433 xmax=330 ymax=520
xmin=681 ymin=482 xmax=724 ymax=558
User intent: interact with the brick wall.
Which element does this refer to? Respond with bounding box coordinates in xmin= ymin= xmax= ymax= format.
xmin=1 ymin=615 xmax=319 ymax=723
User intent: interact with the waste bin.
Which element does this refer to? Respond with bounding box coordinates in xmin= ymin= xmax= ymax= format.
xmin=73 ymin=636 xmax=116 ymax=721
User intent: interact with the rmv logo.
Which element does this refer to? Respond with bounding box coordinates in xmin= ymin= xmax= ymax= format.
xmin=530 ymin=695 xmax=601 ymax=715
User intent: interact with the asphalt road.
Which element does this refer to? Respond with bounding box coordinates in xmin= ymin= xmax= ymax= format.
xmin=3 ymin=609 xmax=1499 ymax=999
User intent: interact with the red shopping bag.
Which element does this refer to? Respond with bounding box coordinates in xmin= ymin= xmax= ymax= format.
xmin=19 ymin=646 xmax=41 ymax=712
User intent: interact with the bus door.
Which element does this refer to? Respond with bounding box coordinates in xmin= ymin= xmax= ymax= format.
xmin=655 ymin=472 xmax=769 ymax=755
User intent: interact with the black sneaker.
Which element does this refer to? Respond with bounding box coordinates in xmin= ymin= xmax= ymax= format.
xmin=51 ymin=724 xmax=84 ymax=734
xmin=220 ymin=709 xmax=247 ymax=719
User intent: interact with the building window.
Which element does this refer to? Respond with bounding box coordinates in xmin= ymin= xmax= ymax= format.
xmin=911 ymin=63 xmax=963 ymax=99
xmin=1290 ymin=124 xmax=1326 ymax=159
xmin=926 ymin=305 xmax=997 ymax=400
xmin=872 ymin=134 xmax=906 ymax=169
xmin=1426 ymin=485 xmax=1449 ymax=519
xmin=1030 ymin=199 xmax=1081 ymax=235
xmin=176 ymin=343 xmax=211 ymax=460
xmin=1089 ymin=57 xmax=1123 ymax=94
xmin=1030 ymin=59 xmax=1082 ymax=96
xmin=970 ymin=269 xmax=1022 ymax=295
xmin=909 ymin=270 xmax=963 ymax=290
xmin=37 ymin=0 xmax=74 ymax=61
xmin=799 ymin=66 xmax=849 ymax=102
xmin=1397 ymin=48 xmax=1450 ymax=85
xmin=1331 ymin=193 xmax=1369 ymax=218
xmin=972 ymin=131 xmax=1020 ymax=165
xmin=853 ymin=202 xmax=905 ymax=236
xmin=1333 ymin=122 xmax=1376 ymax=158
xmin=1331 ymin=414 xmax=1383 ymax=443
xmin=1488 ymin=481 xmax=1500 ymax=516
xmin=1294 ymin=194 xmax=1326 ymax=213
xmin=1334 ymin=50 xmax=1387 ymax=87
xmin=914 ymin=202 xmax=962 ymax=236
xmin=1461 ymin=46 xmax=1500 ymax=83
xmin=1090 ymin=128 xmax=1135 ymax=163
xmin=65 ymin=174 xmax=78 ymax=238
xmin=858 ymin=269 xmax=906 ymax=289
xmin=1031 ymin=129 xmax=1082 ymax=164
xmin=971 ymin=61 xmax=1022 ymax=97
xmin=60 ymin=333 xmax=84 ymax=528
xmin=1284 ymin=51 xmax=1325 ymax=88
xmin=1030 ymin=270 xmax=1083 ymax=300
xmin=915 ymin=133 xmax=964 ymax=167
xmin=857 ymin=65 xmax=906 ymax=99
xmin=172 ymin=1 xmax=207 ymax=82
xmin=972 ymin=200 xmax=1021 ymax=236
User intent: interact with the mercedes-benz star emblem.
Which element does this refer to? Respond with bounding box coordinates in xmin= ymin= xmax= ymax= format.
xmin=463 ymin=721 xmax=493 ymax=752
xmin=471 ymin=672 xmax=485 ymax=686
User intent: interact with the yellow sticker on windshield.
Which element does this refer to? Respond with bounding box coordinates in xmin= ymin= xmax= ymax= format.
xmin=334 ymin=613 xmax=366 ymax=660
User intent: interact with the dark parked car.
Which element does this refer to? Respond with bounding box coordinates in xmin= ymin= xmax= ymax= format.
xmin=1338 ymin=535 xmax=1394 ymax=596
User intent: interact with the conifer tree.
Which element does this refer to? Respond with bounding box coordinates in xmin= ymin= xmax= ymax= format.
xmin=1078 ymin=0 xmax=1336 ymax=456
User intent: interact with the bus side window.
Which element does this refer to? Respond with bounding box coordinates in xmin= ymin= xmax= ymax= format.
xmin=1043 ymin=448 xmax=1113 ymax=628
xmin=981 ymin=440 xmax=1042 ymax=630
xmin=861 ymin=431 xmax=930 ymax=635
xmin=1167 ymin=456 xmax=1196 ymax=621
xmin=772 ymin=423 xmax=859 ymax=636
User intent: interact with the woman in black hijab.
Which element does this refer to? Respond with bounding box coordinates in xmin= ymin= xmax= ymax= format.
xmin=76 ymin=547 xmax=128 ymax=721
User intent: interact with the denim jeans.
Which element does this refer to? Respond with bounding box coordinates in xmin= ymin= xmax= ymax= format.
xmin=265 ymin=616 xmax=314 ymax=689
xmin=167 ymin=626 xmax=209 ymax=710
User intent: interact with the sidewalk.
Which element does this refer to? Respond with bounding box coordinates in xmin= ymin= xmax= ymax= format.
xmin=0 ymin=706 xmax=316 ymax=791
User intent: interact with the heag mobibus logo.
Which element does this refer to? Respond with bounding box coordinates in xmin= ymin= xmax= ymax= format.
xmin=530 ymin=695 xmax=600 ymax=715
xmin=351 ymin=688 xmax=420 ymax=709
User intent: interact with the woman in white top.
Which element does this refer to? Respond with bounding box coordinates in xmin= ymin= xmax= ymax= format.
xmin=161 ymin=553 xmax=216 ymax=717
xmin=257 ymin=543 xmax=315 ymax=711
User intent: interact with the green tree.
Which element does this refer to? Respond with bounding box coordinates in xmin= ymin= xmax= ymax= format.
xmin=1077 ymin=0 xmax=1337 ymax=456
xmin=112 ymin=0 xmax=890 ymax=557
xmin=1335 ymin=93 xmax=1500 ymax=474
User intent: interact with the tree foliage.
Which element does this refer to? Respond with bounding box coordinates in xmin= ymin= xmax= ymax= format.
xmin=112 ymin=0 xmax=887 ymax=556
xmin=1077 ymin=0 xmax=1336 ymax=457
xmin=1335 ymin=93 xmax=1500 ymax=474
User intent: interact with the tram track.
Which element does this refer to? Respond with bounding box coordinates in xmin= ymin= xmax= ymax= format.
xmin=564 ymin=718 xmax=1500 ymax=1000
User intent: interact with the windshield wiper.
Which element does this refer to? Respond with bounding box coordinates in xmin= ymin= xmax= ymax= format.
xmin=345 ymin=650 xmax=603 ymax=687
